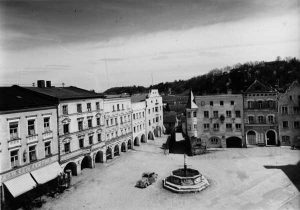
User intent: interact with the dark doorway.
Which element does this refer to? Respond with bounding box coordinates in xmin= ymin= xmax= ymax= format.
xmin=134 ymin=137 xmax=139 ymax=146
xmin=127 ymin=140 xmax=132 ymax=149
xmin=226 ymin=137 xmax=242 ymax=148
xmin=106 ymin=147 xmax=112 ymax=159
xmin=95 ymin=151 xmax=104 ymax=163
xmin=266 ymin=130 xmax=276 ymax=145
xmin=141 ymin=134 xmax=146 ymax=143
xmin=148 ymin=131 xmax=154 ymax=140
xmin=247 ymin=130 xmax=256 ymax=145
xmin=114 ymin=145 xmax=120 ymax=156
xmin=64 ymin=162 xmax=77 ymax=176
xmin=81 ymin=156 xmax=92 ymax=170
xmin=121 ymin=142 xmax=126 ymax=152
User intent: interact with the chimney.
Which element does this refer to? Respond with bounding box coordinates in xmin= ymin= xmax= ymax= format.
xmin=46 ymin=81 xmax=51 ymax=88
xmin=37 ymin=80 xmax=45 ymax=88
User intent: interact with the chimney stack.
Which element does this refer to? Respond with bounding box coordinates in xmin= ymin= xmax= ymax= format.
xmin=37 ymin=80 xmax=45 ymax=88
xmin=46 ymin=81 xmax=51 ymax=88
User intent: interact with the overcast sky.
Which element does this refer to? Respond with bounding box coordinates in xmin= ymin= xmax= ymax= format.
xmin=0 ymin=0 xmax=299 ymax=91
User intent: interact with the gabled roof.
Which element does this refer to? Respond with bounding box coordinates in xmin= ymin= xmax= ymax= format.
xmin=245 ymin=80 xmax=275 ymax=93
xmin=285 ymin=80 xmax=300 ymax=93
xmin=131 ymin=93 xmax=148 ymax=102
xmin=186 ymin=90 xmax=198 ymax=109
xmin=0 ymin=86 xmax=57 ymax=112
xmin=23 ymin=86 xmax=103 ymax=100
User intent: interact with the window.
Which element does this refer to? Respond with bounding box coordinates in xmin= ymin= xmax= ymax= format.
xmin=203 ymin=123 xmax=210 ymax=130
xmin=77 ymin=104 xmax=82 ymax=113
xmin=258 ymin=116 xmax=264 ymax=124
xmin=294 ymin=107 xmax=300 ymax=114
xmin=9 ymin=122 xmax=19 ymax=140
xmin=210 ymin=101 xmax=213 ymax=106
xmin=117 ymin=104 xmax=120 ymax=111
xmin=44 ymin=142 xmax=51 ymax=157
xmin=89 ymin=136 xmax=93 ymax=145
xmin=115 ymin=118 xmax=118 ymax=125
xmin=87 ymin=103 xmax=91 ymax=112
xmin=213 ymin=123 xmax=219 ymax=130
xmin=282 ymin=106 xmax=288 ymax=114
xmin=235 ymin=111 xmax=241 ymax=118
xmin=133 ymin=114 xmax=135 ymax=120
xmin=10 ymin=150 xmax=19 ymax=168
xmin=96 ymin=102 xmax=100 ymax=110
xmin=134 ymin=126 xmax=136 ymax=133
xmin=88 ymin=119 xmax=92 ymax=128
xmin=226 ymin=123 xmax=232 ymax=130
xmin=142 ymin=112 xmax=144 ymax=117
xmin=122 ymin=104 xmax=124 ymax=110
xmin=63 ymin=124 xmax=69 ymax=134
xmin=106 ymin=120 xmax=109 ymax=126
xmin=283 ymin=121 xmax=289 ymax=128
xmin=204 ymin=111 xmax=209 ymax=118
xmin=97 ymin=117 xmax=100 ymax=126
xmin=213 ymin=111 xmax=218 ymax=118
xmin=268 ymin=115 xmax=274 ymax=124
xmin=210 ymin=137 xmax=219 ymax=144
xmin=110 ymin=119 xmax=113 ymax=125
xmin=230 ymin=101 xmax=234 ymax=105
xmin=78 ymin=121 xmax=83 ymax=131
xmin=235 ymin=123 xmax=241 ymax=130
xmin=44 ymin=117 xmax=50 ymax=132
xmin=193 ymin=112 xmax=197 ymax=117
xmin=62 ymin=105 xmax=68 ymax=115
xmin=148 ymin=109 xmax=150 ymax=114
xmin=282 ymin=136 xmax=290 ymax=144
xmin=258 ymin=101 xmax=263 ymax=109
xmin=220 ymin=101 xmax=224 ymax=106
xmin=79 ymin=138 xmax=84 ymax=148
xmin=64 ymin=142 xmax=70 ymax=153
xmin=193 ymin=124 xmax=197 ymax=129
xmin=120 ymin=116 xmax=123 ymax=124
xmin=294 ymin=121 xmax=300 ymax=128
xmin=187 ymin=112 xmax=191 ymax=118
xmin=128 ymin=115 xmax=130 ymax=121
xmin=248 ymin=101 xmax=253 ymax=109
xmin=149 ymin=120 xmax=151 ymax=126
xmin=28 ymin=119 xmax=35 ymax=135
xmin=97 ymin=133 xmax=101 ymax=142
xmin=113 ymin=105 xmax=115 ymax=111
xmin=248 ymin=116 xmax=254 ymax=124
xmin=226 ymin=111 xmax=232 ymax=118
xmin=29 ymin=145 xmax=37 ymax=162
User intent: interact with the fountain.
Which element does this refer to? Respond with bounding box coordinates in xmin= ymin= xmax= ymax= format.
xmin=163 ymin=154 xmax=209 ymax=193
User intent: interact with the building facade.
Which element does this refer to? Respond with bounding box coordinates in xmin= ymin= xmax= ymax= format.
xmin=278 ymin=81 xmax=300 ymax=147
xmin=186 ymin=90 xmax=244 ymax=148
xmin=0 ymin=86 xmax=61 ymax=208
xmin=103 ymin=96 xmax=133 ymax=161
xmin=131 ymin=101 xmax=147 ymax=146
xmin=243 ymin=80 xmax=279 ymax=146
xmin=145 ymin=90 xmax=164 ymax=140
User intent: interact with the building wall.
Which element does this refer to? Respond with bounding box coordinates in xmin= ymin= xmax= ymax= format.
xmin=278 ymin=83 xmax=300 ymax=146
xmin=145 ymin=89 xmax=164 ymax=139
xmin=132 ymin=101 xmax=146 ymax=145
xmin=0 ymin=107 xmax=58 ymax=183
xmin=193 ymin=94 xmax=244 ymax=148
xmin=243 ymin=92 xmax=278 ymax=146
xmin=58 ymin=98 xmax=105 ymax=170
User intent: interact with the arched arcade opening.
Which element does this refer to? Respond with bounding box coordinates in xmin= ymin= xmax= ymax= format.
xmin=141 ymin=134 xmax=146 ymax=143
xmin=148 ymin=131 xmax=154 ymax=140
xmin=127 ymin=140 xmax=132 ymax=150
xmin=95 ymin=151 xmax=104 ymax=163
xmin=121 ymin=142 xmax=126 ymax=152
xmin=106 ymin=147 xmax=112 ymax=160
xmin=81 ymin=155 xmax=92 ymax=170
xmin=114 ymin=145 xmax=120 ymax=156
xmin=134 ymin=137 xmax=140 ymax=146
xmin=266 ymin=130 xmax=277 ymax=145
xmin=226 ymin=136 xmax=242 ymax=148
xmin=64 ymin=162 xmax=77 ymax=176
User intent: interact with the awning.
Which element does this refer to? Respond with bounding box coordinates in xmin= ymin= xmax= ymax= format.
xmin=4 ymin=173 xmax=37 ymax=198
xmin=30 ymin=162 xmax=63 ymax=184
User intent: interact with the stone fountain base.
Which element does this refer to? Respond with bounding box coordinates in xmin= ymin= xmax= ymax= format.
xmin=162 ymin=168 xmax=209 ymax=193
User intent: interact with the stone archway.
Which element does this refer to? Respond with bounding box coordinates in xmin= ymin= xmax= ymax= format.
xmin=226 ymin=136 xmax=242 ymax=148
xmin=141 ymin=134 xmax=146 ymax=143
xmin=208 ymin=136 xmax=221 ymax=148
xmin=95 ymin=150 xmax=104 ymax=163
xmin=64 ymin=162 xmax=78 ymax=176
xmin=266 ymin=130 xmax=277 ymax=145
xmin=134 ymin=137 xmax=140 ymax=146
xmin=148 ymin=131 xmax=154 ymax=140
xmin=81 ymin=156 xmax=92 ymax=170
xmin=106 ymin=147 xmax=112 ymax=159
xmin=121 ymin=142 xmax=126 ymax=152
xmin=114 ymin=145 xmax=120 ymax=156
xmin=127 ymin=140 xmax=132 ymax=149
xmin=247 ymin=130 xmax=256 ymax=145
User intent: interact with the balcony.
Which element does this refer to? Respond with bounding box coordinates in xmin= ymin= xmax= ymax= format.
xmin=26 ymin=134 xmax=38 ymax=144
xmin=42 ymin=131 xmax=53 ymax=140
xmin=8 ymin=138 xmax=21 ymax=149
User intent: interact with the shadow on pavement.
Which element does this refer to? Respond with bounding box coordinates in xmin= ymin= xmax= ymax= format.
xmin=264 ymin=161 xmax=300 ymax=191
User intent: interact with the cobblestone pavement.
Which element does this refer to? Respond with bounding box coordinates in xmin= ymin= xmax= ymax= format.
xmin=40 ymin=136 xmax=300 ymax=210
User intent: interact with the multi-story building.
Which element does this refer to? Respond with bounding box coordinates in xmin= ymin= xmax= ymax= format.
xmin=131 ymin=101 xmax=147 ymax=145
xmin=243 ymin=80 xmax=278 ymax=146
xmin=23 ymin=81 xmax=106 ymax=176
xmin=103 ymin=95 xmax=133 ymax=160
xmin=0 ymin=86 xmax=60 ymax=208
xmin=186 ymin=90 xmax=244 ymax=148
xmin=145 ymin=90 xmax=164 ymax=140
xmin=278 ymin=81 xmax=300 ymax=147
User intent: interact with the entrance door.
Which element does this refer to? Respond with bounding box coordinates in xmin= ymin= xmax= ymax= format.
xmin=247 ymin=131 xmax=256 ymax=145
xmin=266 ymin=130 xmax=276 ymax=145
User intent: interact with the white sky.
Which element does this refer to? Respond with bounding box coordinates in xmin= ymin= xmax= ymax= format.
xmin=0 ymin=0 xmax=299 ymax=91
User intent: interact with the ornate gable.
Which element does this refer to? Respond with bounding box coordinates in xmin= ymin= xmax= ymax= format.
xmin=245 ymin=80 xmax=274 ymax=93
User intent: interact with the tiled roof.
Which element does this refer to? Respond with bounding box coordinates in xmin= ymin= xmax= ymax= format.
xmin=131 ymin=94 xmax=148 ymax=102
xmin=23 ymin=86 xmax=103 ymax=100
xmin=0 ymin=86 xmax=57 ymax=112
